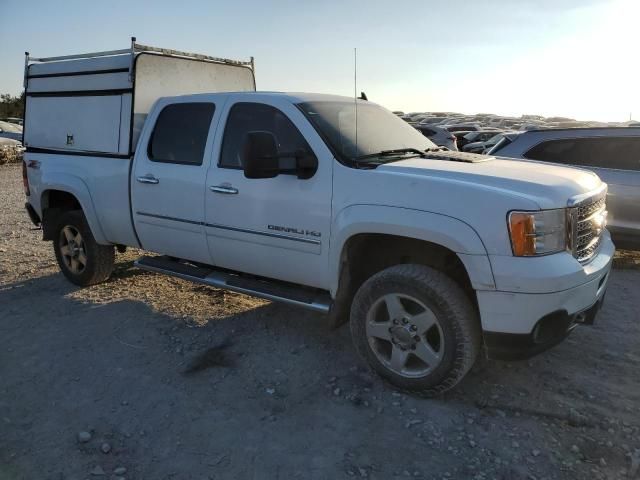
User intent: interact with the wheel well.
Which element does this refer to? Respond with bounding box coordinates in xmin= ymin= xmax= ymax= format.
xmin=343 ymin=233 xmax=473 ymax=294
xmin=41 ymin=190 xmax=82 ymax=240
xmin=330 ymin=234 xmax=477 ymax=328
xmin=42 ymin=190 xmax=81 ymax=211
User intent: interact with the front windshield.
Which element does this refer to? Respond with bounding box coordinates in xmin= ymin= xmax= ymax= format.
xmin=487 ymin=133 xmax=504 ymax=144
xmin=464 ymin=132 xmax=478 ymax=140
xmin=298 ymin=101 xmax=436 ymax=162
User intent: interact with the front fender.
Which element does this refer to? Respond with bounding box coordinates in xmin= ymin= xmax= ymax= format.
xmin=329 ymin=204 xmax=495 ymax=294
xmin=39 ymin=172 xmax=108 ymax=245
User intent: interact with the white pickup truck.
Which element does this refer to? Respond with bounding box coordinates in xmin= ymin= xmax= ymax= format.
xmin=22 ymin=41 xmax=613 ymax=395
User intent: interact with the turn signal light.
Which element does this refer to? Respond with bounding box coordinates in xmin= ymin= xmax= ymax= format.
xmin=508 ymin=212 xmax=536 ymax=256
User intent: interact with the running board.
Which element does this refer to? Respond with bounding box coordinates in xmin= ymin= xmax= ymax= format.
xmin=134 ymin=256 xmax=332 ymax=313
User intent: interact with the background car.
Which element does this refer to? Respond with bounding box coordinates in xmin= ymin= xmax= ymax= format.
xmin=417 ymin=116 xmax=449 ymax=125
xmin=0 ymin=121 xmax=22 ymax=142
xmin=414 ymin=124 xmax=458 ymax=150
xmin=463 ymin=132 xmax=517 ymax=153
xmin=490 ymin=127 xmax=640 ymax=250
xmin=1 ymin=117 xmax=24 ymax=126
xmin=458 ymin=129 xmax=502 ymax=149
xmin=451 ymin=131 xmax=474 ymax=148
xmin=443 ymin=124 xmax=482 ymax=133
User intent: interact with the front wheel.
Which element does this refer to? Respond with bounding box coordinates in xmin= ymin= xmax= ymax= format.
xmin=53 ymin=210 xmax=115 ymax=286
xmin=350 ymin=264 xmax=481 ymax=396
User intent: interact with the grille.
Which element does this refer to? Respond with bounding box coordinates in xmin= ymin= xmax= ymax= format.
xmin=571 ymin=197 xmax=606 ymax=263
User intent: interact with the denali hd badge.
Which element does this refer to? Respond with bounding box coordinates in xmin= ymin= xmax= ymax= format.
xmin=268 ymin=225 xmax=321 ymax=238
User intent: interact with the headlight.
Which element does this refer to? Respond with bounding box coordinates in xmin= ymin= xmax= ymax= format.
xmin=508 ymin=209 xmax=567 ymax=256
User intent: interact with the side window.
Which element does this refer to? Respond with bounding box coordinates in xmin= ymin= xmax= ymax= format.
xmin=524 ymin=139 xmax=581 ymax=165
xmin=589 ymin=137 xmax=640 ymax=171
xmin=148 ymin=103 xmax=215 ymax=165
xmin=524 ymin=137 xmax=640 ymax=171
xmin=219 ymin=102 xmax=315 ymax=170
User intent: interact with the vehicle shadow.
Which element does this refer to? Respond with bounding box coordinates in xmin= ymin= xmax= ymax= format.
xmin=1 ymin=266 xmax=630 ymax=408
xmin=2 ymin=268 xmax=638 ymax=478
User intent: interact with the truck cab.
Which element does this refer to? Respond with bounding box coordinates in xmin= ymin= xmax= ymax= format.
xmin=22 ymin=42 xmax=614 ymax=396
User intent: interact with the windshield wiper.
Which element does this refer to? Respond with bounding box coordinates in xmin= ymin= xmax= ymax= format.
xmin=353 ymin=148 xmax=427 ymax=161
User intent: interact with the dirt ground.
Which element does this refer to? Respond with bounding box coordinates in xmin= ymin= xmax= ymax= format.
xmin=1 ymin=163 xmax=639 ymax=480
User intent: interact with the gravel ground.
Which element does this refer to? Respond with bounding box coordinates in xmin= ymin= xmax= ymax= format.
xmin=1 ymin=163 xmax=639 ymax=480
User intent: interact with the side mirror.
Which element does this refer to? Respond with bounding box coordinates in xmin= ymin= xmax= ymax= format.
xmin=294 ymin=149 xmax=318 ymax=180
xmin=243 ymin=131 xmax=279 ymax=179
xmin=242 ymin=130 xmax=318 ymax=180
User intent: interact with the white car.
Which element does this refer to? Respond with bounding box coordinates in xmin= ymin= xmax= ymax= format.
xmin=414 ymin=124 xmax=458 ymax=150
xmin=0 ymin=121 xmax=22 ymax=142
xmin=22 ymin=41 xmax=613 ymax=395
xmin=463 ymin=132 xmax=518 ymax=154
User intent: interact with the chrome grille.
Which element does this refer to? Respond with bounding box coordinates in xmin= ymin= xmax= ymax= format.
xmin=569 ymin=196 xmax=607 ymax=263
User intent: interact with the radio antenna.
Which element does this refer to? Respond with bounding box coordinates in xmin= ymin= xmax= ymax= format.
xmin=354 ymin=47 xmax=358 ymax=152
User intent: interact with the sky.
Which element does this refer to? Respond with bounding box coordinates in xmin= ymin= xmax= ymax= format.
xmin=0 ymin=0 xmax=637 ymax=121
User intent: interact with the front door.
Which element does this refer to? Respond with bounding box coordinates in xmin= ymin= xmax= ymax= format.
xmin=131 ymin=100 xmax=219 ymax=264
xmin=204 ymin=97 xmax=333 ymax=289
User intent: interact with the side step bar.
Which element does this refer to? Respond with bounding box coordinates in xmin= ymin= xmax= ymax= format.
xmin=134 ymin=256 xmax=332 ymax=313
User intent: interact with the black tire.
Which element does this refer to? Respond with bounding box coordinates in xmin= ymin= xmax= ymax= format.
xmin=350 ymin=264 xmax=481 ymax=396
xmin=53 ymin=210 xmax=114 ymax=286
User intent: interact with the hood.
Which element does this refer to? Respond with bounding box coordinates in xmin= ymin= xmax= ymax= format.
xmin=378 ymin=154 xmax=603 ymax=209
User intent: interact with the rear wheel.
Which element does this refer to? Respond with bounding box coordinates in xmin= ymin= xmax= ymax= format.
xmin=53 ymin=210 xmax=114 ymax=286
xmin=350 ymin=264 xmax=481 ymax=396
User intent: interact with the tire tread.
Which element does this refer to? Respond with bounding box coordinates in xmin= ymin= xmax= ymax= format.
xmin=350 ymin=264 xmax=481 ymax=397
xmin=53 ymin=210 xmax=114 ymax=286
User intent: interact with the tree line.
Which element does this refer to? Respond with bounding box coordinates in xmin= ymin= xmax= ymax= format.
xmin=0 ymin=93 xmax=25 ymax=119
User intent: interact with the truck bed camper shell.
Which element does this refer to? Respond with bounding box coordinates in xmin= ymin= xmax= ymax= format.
xmin=23 ymin=37 xmax=256 ymax=157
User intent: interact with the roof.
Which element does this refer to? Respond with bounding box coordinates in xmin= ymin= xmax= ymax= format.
xmin=524 ymin=126 xmax=640 ymax=134
xmin=162 ymin=91 xmax=364 ymax=104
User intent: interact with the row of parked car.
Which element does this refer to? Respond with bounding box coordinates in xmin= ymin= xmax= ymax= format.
xmin=0 ymin=119 xmax=25 ymax=164
xmin=392 ymin=111 xmax=639 ymax=250
xmin=395 ymin=111 xmax=640 ymax=131
xmin=412 ymin=124 xmax=510 ymax=154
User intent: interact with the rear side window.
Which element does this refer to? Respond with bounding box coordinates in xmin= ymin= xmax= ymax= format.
xmin=524 ymin=136 xmax=640 ymax=171
xmin=219 ymin=102 xmax=313 ymax=170
xmin=149 ymin=103 xmax=215 ymax=165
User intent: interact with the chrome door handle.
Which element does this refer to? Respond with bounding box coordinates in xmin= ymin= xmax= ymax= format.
xmin=210 ymin=185 xmax=239 ymax=194
xmin=137 ymin=175 xmax=159 ymax=185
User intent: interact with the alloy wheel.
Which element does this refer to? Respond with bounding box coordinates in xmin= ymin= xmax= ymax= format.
xmin=365 ymin=293 xmax=444 ymax=378
xmin=59 ymin=225 xmax=87 ymax=274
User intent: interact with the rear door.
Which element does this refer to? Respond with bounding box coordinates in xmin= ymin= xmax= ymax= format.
xmin=523 ymin=136 xmax=640 ymax=244
xmin=578 ymin=137 xmax=640 ymax=245
xmin=203 ymin=96 xmax=333 ymax=289
xmin=131 ymin=98 xmax=221 ymax=263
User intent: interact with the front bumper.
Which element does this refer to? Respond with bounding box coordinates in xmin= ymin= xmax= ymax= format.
xmin=477 ymin=231 xmax=614 ymax=359
xmin=483 ymin=295 xmax=606 ymax=360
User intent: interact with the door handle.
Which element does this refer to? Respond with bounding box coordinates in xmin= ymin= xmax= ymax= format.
xmin=137 ymin=175 xmax=159 ymax=185
xmin=210 ymin=185 xmax=239 ymax=194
